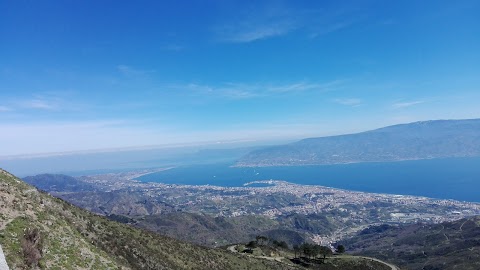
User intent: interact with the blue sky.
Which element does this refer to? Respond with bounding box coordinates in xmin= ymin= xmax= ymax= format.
xmin=1 ymin=0 xmax=479 ymax=156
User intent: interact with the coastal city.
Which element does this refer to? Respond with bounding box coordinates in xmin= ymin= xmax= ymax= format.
xmin=73 ymin=169 xmax=480 ymax=245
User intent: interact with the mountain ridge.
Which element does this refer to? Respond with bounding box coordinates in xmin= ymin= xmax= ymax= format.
xmin=236 ymin=118 xmax=480 ymax=167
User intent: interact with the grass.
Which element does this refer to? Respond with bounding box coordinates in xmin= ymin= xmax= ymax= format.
xmin=0 ymin=169 xmax=302 ymax=269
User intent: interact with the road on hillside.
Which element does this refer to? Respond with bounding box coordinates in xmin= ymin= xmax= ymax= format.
xmin=228 ymin=245 xmax=400 ymax=270
xmin=357 ymin=256 xmax=400 ymax=270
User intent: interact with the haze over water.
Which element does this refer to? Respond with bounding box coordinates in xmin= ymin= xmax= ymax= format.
xmin=138 ymin=157 xmax=480 ymax=203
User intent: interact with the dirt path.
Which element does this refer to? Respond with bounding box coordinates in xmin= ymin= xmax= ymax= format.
xmin=0 ymin=244 xmax=9 ymax=270
xmin=459 ymin=220 xmax=468 ymax=231
xmin=227 ymin=245 xmax=237 ymax=252
xmin=356 ymin=256 xmax=400 ymax=270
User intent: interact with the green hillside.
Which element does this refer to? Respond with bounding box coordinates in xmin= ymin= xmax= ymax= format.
xmin=0 ymin=169 xmax=300 ymax=270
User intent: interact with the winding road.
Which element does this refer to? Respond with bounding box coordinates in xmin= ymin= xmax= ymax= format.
xmin=356 ymin=256 xmax=400 ymax=270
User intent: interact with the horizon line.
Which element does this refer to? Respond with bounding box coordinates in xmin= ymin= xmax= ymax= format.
xmin=1 ymin=117 xmax=477 ymax=160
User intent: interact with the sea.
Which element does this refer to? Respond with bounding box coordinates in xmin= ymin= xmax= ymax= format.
xmin=137 ymin=157 xmax=480 ymax=203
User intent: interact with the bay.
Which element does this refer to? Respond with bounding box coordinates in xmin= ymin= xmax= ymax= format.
xmin=137 ymin=157 xmax=480 ymax=202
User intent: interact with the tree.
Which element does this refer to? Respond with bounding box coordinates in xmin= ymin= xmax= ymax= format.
xmin=255 ymin=235 xmax=268 ymax=245
xmin=293 ymin=245 xmax=300 ymax=258
xmin=336 ymin=245 xmax=345 ymax=254
xmin=300 ymin=243 xmax=315 ymax=259
xmin=272 ymin=240 xmax=288 ymax=249
xmin=312 ymin=244 xmax=321 ymax=259
xmin=278 ymin=241 xmax=289 ymax=249
xmin=319 ymin=246 xmax=332 ymax=261
xmin=246 ymin=240 xmax=257 ymax=249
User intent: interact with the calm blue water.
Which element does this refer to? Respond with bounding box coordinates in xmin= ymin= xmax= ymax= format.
xmin=137 ymin=157 xmax=480 ymax=202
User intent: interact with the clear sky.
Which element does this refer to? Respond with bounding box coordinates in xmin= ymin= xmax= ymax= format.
xmin=1 ymin=0 xmax=479 ymax=156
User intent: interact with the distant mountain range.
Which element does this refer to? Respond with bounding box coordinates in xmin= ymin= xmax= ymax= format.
xmin=236 ymin=119 xmax=480 ymax=167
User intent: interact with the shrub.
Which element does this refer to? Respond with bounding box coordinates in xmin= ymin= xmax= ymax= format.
xmin=21 ymin=227 xmax=43 ymax=267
